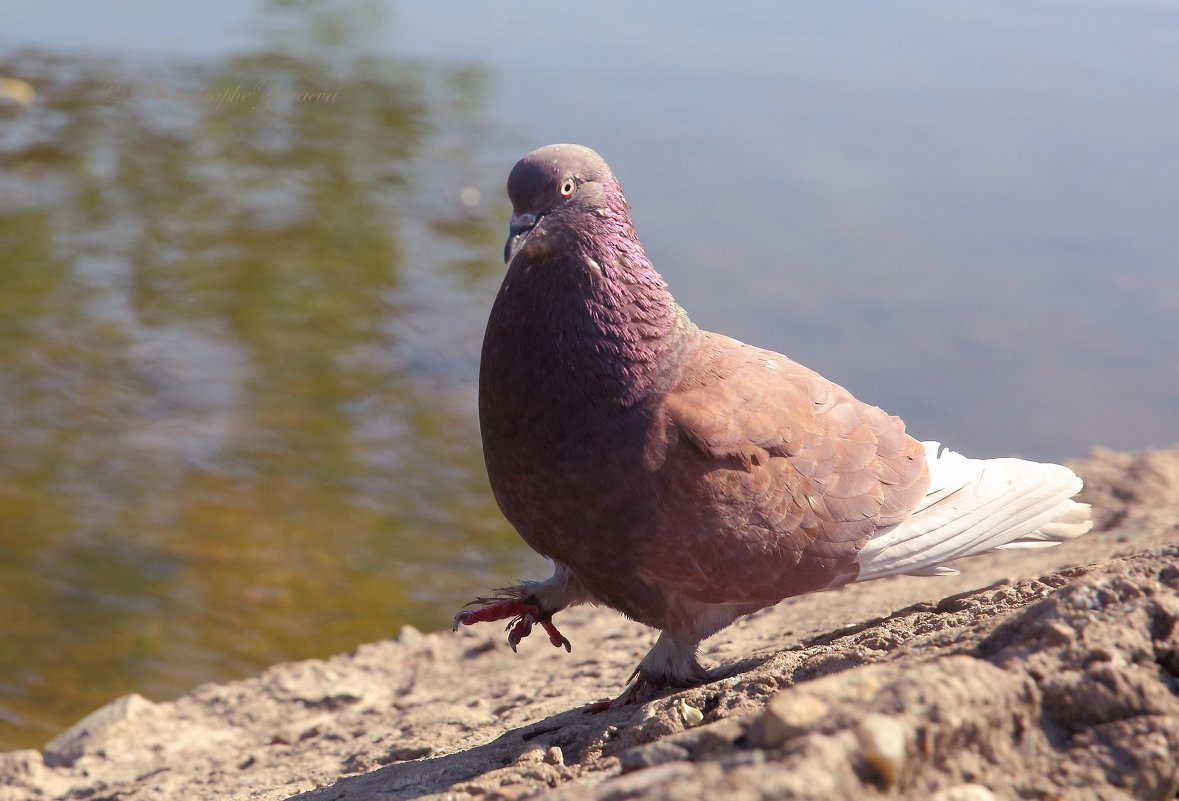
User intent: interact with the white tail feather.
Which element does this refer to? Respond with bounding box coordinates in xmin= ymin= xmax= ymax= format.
xmin=856 ymin=442 xmax=1093 ymax=582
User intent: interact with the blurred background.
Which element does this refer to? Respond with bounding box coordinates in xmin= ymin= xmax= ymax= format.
xmin=1 ymin=0 xmax=1176 ymax=751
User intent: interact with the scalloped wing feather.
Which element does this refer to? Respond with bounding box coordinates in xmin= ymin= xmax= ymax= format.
xmin=640 ymin=333 xmax=929 ymax=606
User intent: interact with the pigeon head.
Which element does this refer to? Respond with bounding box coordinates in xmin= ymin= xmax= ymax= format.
xmin=503 ymin=144 xmax=629 ymax=266
xmin=487 ymin=144 xmax=687 ymax=409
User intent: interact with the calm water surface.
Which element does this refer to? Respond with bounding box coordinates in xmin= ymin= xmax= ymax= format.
xmin=1 ymin=0 xmax=1176 ymax=749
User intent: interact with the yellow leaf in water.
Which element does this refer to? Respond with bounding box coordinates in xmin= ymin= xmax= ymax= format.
xmin=0 ymin=77 xmax=35 ymax=105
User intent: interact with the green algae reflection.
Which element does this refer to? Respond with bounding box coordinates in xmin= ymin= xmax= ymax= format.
xmin=0 ymin=21 xmax=532 ymax=749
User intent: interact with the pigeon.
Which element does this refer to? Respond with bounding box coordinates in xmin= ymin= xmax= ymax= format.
xmin=454 ymin=143 xmax=1093 ymax=705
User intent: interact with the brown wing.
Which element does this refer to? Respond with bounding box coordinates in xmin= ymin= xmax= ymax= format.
xmin=640 ymin=332 xmax=929 ymax=605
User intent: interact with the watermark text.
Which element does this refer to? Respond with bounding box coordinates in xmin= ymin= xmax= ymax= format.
xmin=102 ymin=80 xmax=338 ymax=112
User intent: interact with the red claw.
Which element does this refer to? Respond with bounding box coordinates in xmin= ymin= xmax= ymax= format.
xmin=452 ymin=596 xmax=572 ymax=653
xmin=540 ymin=619 xmax=571 ymax=651
xmin=507 ymin=613 xmax=534 ymax=652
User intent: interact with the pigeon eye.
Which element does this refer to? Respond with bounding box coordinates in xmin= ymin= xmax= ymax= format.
xmin=559 ymin=179 xmax=576 ymax=198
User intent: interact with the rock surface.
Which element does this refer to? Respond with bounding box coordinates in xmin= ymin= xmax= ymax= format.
xmin=3 ymin=443 xmax=1178 ymax=801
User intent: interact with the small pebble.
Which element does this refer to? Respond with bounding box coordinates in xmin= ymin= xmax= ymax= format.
xmin=747 ymin=692 xmax=828 ymax=748
xmin=515 ymin=748 xmax=546 ymax=765
xmin=930 ymin=783 xmax=997 ymax=801
xmin=1043 ymin=621 xmax=1075 ymax=645
xmin=857 ymin=713 xmax=907 ymax=786
xmin=619 ymin=741 xmax=690 ymax=773
xmin=395 ymin=624 xmax=423 ymax=643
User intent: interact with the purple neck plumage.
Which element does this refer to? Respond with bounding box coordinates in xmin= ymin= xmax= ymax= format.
xmin=491 ymin=179 xmax=698 ymax=411
xmin=569 ymin=180 xmax=699 ymax=408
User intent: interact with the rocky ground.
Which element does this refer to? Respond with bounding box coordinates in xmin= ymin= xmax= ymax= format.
xmin=3 ymin=443 xmax=1178 ymax=801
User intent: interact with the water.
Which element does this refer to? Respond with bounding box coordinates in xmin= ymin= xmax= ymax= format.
xmin=1 ymin=0 xmax=1176 ymax=750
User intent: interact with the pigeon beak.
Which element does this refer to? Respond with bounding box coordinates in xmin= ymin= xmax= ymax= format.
xmin=504 ymin=212 xmax=539 ymax=264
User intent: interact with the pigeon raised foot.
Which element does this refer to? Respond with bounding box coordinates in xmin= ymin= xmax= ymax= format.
xmin=454 ymin=144 xmax=1092 ymax=707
